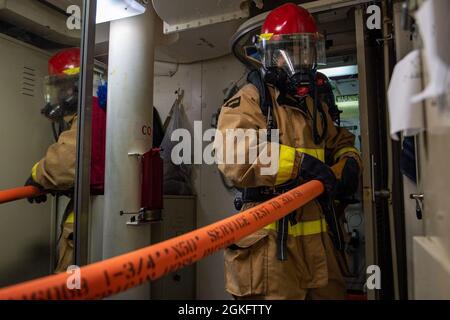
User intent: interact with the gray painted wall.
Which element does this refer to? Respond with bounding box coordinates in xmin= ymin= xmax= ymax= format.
xmin=0 ymin=35 xmax=55 ymax=286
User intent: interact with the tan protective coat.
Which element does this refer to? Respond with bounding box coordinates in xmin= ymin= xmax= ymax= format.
xmin=34 ymin=115 xmax=77 ymax=190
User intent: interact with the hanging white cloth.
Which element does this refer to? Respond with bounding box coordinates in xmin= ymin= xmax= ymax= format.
xmin=411 ymin=0 xmax=450 ymax=103
xmin=388 ymin=50 xmax=424 ymax=140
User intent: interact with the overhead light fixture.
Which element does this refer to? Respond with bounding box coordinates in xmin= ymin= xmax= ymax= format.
xmin=96 ymin=0 xmax=147 ymax=24
xmin=318 ymin=65 xmax=358 ymax=78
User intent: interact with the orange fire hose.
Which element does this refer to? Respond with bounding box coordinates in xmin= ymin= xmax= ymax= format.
xmin=0 ymin=186 xmax=43 ymax=205
xmin=0 ymin=180 xmax=324 ymax=300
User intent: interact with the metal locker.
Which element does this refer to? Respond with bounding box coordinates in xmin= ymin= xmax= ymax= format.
xmin=151 ymin=195 xmax=196 ymax=300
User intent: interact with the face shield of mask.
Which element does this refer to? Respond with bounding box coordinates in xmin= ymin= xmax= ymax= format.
xmin=42 ymin=74 xmax=79 ymax=122
xmin=258 ymin=33 xmax=325 ymax=76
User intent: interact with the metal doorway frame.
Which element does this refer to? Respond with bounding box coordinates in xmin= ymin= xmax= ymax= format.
xmin=74 ymin=0 xmax=97 ymax=267
xmin=355 ymin=6 xmax=377 ymax=301
xmin=356 ymin=3 xmax=403 ymax=300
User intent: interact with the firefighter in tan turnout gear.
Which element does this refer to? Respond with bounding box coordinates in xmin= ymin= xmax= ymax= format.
xmin=216 ymin=3 xmax=361 ymax=299
xmin=24 ymin=48 xmax=80 ymax=273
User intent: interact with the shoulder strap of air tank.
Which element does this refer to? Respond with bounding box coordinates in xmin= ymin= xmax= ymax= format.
xmin=247 ymin=69 xmax=277 ymax=135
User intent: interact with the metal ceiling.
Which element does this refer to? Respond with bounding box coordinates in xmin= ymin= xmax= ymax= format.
xmin=0 ymin=0 xmax=81 ymax=49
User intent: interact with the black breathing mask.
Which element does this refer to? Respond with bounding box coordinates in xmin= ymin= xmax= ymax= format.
xmin=263 ymin=67 xmax=327 ymax=145
xmin=264 ymin=67 xmax=316 ymax=100
xmin=41 ymin=95 xmax=78 ymax=122
xmin=42 ymin=74 xmax=79 ymax=122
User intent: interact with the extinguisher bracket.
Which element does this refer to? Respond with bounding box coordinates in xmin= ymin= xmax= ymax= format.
xmin=122 ymin=148 xmax=164 ymax=226
xmin=120 ymin=208 xmax=162 ymax=226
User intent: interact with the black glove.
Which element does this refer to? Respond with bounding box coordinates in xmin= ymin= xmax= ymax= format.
xmin=299 ymin=153 xmax=337 ymax=198
xmin=336 ymin=158 xmax=360 ymax=199
xmin=299 ymin=154 xmax=344 ymax=250
xmin=24 ymin=177 xmax=47 ymax=204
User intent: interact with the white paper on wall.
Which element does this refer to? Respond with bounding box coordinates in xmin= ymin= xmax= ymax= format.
xmin=388 ymin=50 xmax=424 ymax=140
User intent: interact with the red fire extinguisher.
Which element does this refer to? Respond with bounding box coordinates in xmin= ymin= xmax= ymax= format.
xmin=141 ymin=148 xmax=163 ymax=211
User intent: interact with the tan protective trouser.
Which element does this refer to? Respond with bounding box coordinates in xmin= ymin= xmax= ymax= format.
xmin=54 ymin=223 xmax=74 ymax=274
xmin=224 ymin=229 xmax=346 ymax=300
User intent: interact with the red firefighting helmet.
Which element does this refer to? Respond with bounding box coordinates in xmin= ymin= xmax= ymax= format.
xmin=42 ymin=48 xmax=80 ymax=121
xmin=48 ymin=48 xmax=81 ymax=76
xmin=257 ymin=3 xmax=326 ymax=75
xmin=261 ymin=2 xmax=317 ymax=35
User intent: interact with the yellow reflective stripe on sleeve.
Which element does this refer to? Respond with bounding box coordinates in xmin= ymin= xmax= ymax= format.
xmin=333 ymin=147 xmax=361 ymax=162
xmin=65 ymin=212 xmax=75 ymax=224
xmin=275 ymin=144 xmax=296 ymax=185
xmin=275 ymin=147 xmax=325 ymax=185
xmin=264 ymin=218 xmax=327 ymax=237
xmin=297 ymin=148 xmax=325 ymax=163
xmin=31 ymin=163 xmax=39 ymax=182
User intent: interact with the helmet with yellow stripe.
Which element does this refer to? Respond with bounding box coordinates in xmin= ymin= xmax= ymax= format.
xmin=42 ymin=48 xmax=80 ymax=122
xmin=256 ymin=3 xmax=326 ymax=98
xmin=256 ymin=3 xmax=329 ymax=144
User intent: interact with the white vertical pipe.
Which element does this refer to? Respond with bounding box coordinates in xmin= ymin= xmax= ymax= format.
xmin=103 ymin=7 xmax=155 ymax=300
